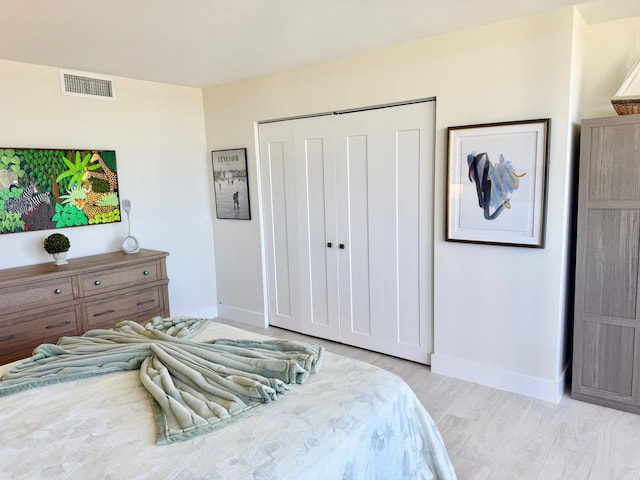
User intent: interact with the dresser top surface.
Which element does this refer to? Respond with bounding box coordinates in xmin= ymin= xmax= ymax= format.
xmin=0 ymin=249 xmax=168 ymax=286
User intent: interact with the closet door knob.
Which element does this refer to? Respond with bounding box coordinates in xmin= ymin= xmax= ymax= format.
xmin=327 ymin=242 xmax=332 ymax=248
xmin=339 ymin=243 xmax=345 ymax=249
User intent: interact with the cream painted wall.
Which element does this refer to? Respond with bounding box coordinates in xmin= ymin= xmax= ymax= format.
xmin=203 ymin=7 xmax=584 ymax=401
xmin=0 ymin=59 xmax=217 ymax=317
xmin=430 ymin=9 xmax=578 ymax=403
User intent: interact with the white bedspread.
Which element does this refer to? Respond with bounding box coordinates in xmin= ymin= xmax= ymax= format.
xmin=0 ymin=321 xmax=456 ymax=480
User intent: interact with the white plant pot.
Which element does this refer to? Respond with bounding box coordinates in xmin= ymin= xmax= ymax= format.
xmin=52 ymin=252 xmax=68 ymax=265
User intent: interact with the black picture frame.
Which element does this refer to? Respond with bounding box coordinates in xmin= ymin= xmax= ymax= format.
xmin=211 ymin=148 xmax=251 ymax=220
xmin=446 ymin=119 xmax=550 ymax=247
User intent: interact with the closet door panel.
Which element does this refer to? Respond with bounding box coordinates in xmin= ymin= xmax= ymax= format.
xmin=370 ymin=121 xmax=400 ymax=354
xmin=268 ymin=143 xmax=292 ymax=318
xmin=396 ymin=128 xmax=422 ymax=345
xmin=334 ymin=101 xmax=434 ymax=363
xmin=302 ymin=137 xmax=329 ymax=327
xmin=293 ymin=117 xmax=340 ymax=340
xmin=375 ymin=104 xmax=433 ymax=361
xmin=259 ymin=100 xmax=435 ymax=364
xmin=335 ymin=119 xmax=383 ymax=352
xmin=339 ymin=134 xmax=372 ymax=338
xmin=258 ymin=121 xmax=301 ymax=330
xmin=390 ymin=103 xmax=434 ymax=362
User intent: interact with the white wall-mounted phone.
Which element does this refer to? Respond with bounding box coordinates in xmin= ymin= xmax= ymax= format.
xmin=121 ymin=199 xmax=140 ymax=254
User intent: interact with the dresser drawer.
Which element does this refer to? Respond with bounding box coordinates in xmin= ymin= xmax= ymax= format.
xmin=0 ymin=277 xmax=74 ymax=313
xmin=80 ymin=261 xmax=160 ymax=296
xmin=0 ymin=307 xmax=79 ymax=362
xmin=86 ymin=286 xmax=162 ymax=330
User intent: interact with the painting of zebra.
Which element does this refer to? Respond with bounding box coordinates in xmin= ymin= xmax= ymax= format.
xmin=0 ymin=148 xmax=120 ymax=234
xmin=4 ymin=183 xmax=50 ymax=215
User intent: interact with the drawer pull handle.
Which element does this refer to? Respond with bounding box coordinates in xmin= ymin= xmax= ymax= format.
xmin=94 ymin=309 xmax=115 ymax=317
xmin=94 ymin=280 xmax=101 ymax=286
xmin=0 ymin=334 xmax=16 ymax=342
xmin=137 ymin=299 xmax=156 ymax=306
xmin=143 ymin=270 xmax=150 ymax=276
xmin=46 ymin=321 xmax=72 ymax=329
xmin=54 ymin=288 xmax=62 ymax=294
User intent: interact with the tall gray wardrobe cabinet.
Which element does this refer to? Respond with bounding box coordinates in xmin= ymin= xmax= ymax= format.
xmin=572 ymin=113 xmax=640 ymax=413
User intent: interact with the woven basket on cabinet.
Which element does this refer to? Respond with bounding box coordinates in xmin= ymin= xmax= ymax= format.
xmin=611 ymin=99 xmax=640 ymax=115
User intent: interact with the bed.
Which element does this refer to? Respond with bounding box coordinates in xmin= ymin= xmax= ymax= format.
xmin=0 ymin=318 xmax=456 ymax=480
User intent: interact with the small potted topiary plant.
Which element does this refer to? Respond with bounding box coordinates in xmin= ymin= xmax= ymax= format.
xmin=44 ymin=233 xmax=71 ymax=265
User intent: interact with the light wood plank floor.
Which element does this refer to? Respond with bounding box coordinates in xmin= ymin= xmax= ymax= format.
xmin=217 ymin=319 xmax=640 ymax=480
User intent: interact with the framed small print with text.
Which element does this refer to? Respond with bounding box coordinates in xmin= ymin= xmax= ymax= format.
xmin=211 ymin=148 xmax=251 ymax=220
xmin=446 ymin=119 xmax=550 ymax=247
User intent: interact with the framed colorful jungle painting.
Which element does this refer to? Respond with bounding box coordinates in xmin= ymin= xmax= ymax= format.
xmin=0 ymin=148 xmax=120 ymax=234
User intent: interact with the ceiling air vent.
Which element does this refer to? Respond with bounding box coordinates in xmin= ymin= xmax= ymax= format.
xmin=60 ymin=70 xmax=116 ymax=100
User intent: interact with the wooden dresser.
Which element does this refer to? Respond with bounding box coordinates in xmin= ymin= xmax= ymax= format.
xmin=0 ymin=249 xmax=170 ymax=364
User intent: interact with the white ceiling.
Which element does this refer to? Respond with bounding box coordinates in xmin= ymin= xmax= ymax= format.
xmin=1 ymin=0 xmax=639 ymax=88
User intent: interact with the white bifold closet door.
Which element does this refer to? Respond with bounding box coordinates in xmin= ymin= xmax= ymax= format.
xmin=258 ymin=101 xmax=434 ymax=363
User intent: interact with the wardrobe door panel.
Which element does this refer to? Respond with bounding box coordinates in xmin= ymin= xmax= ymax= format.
xmin=583 ymin=209 xmax=640 ymax=320
xmin=581 ymin=321 xmax=635 ymax=399
xmin=588 ymin=123 xmax=640 ymax=201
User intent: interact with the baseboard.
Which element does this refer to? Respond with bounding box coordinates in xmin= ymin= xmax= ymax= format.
xmin=430 ymin=353 xmax=566 ymax=403
xmin=176 ymin=304 xmax=267 ymax=328
xmin=183 ymin=305 xmax=219 ymax=319
xmin=215 ymin=305 xmax=267 ymax=328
